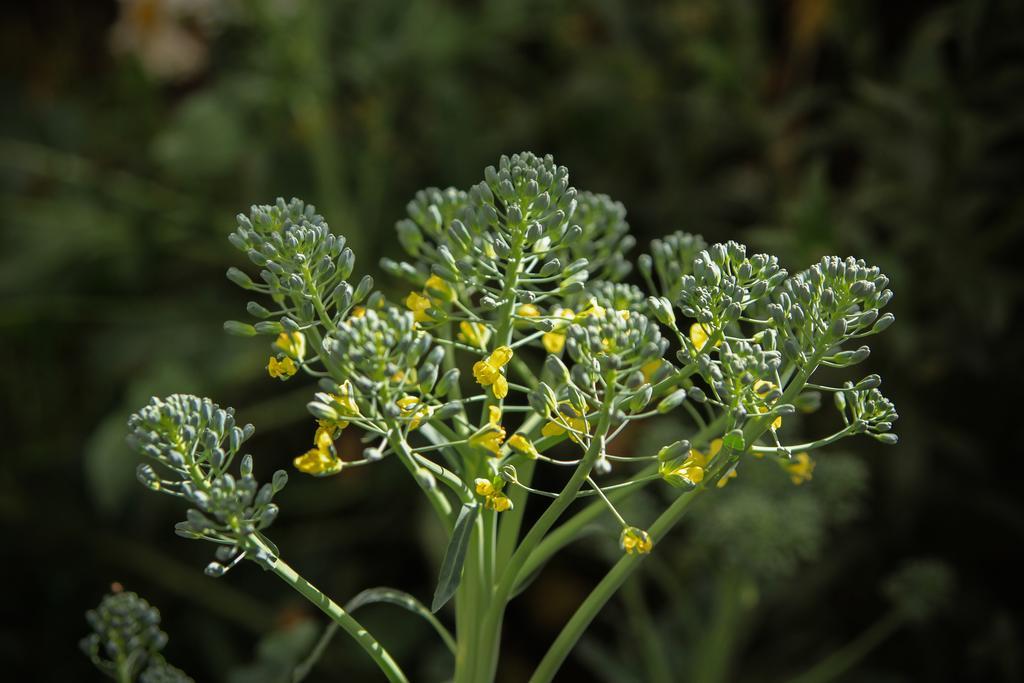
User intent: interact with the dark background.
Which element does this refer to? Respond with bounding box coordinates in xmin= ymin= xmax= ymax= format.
xmin=2 ymin=1 xmax=1022 ymax=681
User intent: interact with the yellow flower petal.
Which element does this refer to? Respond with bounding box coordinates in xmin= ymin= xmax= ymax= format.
xmin=267 ymin=356 xmax=298 ymax=380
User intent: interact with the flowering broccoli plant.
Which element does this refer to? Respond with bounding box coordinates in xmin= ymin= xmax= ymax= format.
xmin=121 ymin=152 xmax=898 ymax=682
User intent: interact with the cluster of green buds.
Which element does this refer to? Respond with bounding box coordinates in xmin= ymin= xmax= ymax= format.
xmin=210 ymin=151 xmax=900 ymax=562
xmin=80 ymin=589 xmax=192 ymax=682
xmin=127 ymin=394 xmax=288 ymax=576
xmin=114 ymin=151 xmax=905 ymax=683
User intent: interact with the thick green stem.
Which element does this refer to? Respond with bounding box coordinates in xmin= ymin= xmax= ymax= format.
xmin=692 ymin=570 xmax=747 ymax=683
xmin=787 ymin=611 xmax=903 ymax=683
xmin=267 ymin=555 xmax=408 ymax=683
xmin=475 ymin=400 xmax=615 ymax=681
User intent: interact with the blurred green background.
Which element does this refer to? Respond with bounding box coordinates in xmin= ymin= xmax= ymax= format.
xmin=2 ymin=0 xmax=1022 ymax=681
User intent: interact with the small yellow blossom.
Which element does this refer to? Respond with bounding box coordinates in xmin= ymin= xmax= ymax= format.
xmin=717 ymin=467 xmax=738 ymax=488
xmin=619 ymin=526 xmax=653 ymax=555
xmin=785 ymin=452 xmax=815 ymax=485
xmin=350 ymin=306 xmax=367 ymax=318
xmin=516 ymin=303 xmax=541 ymax=318
xmin=294 ymin=424 xmax=343 ymax=476
xmin=574 ymin=299 xmax=606 ymax=321
xmin=541 ymin=402 xmax=590 ymax=444
xmin=267 ymin=356 xmax=298 ymax=380
xmin=758 ymin=406 xmax=784 ymax=431
xmin=458 ymin=321 xmax=492 ymax=349
xmin=542 ymin=308 xmax=575 ymax=354
xmin=660 ymin=438 xmax=723 ymax=486
xmin=424 ymin=275 xmax=456 ymax=303
xmin=470 ymin=406 xmax=506 ymax=455
xmin=507 ymin=434 xmax=539 ymax=459
xmin=474 ymin=478 xmax=495 ymax=496
xmin=689 ymin=322 xmax=720 ymax=352
xmin=473 ymin=346 xmax=513 ymax=399
xmin=274 ymin=331 xmax=306 ymax=360
xmin=405 ymin=291 xmax=433 ymax=323
xmin=397 ymin=395 xmax=431 ymax=430
xmin=641 ymin=359 xmax=664 ymax=383
xmin=293 ymin=446 xmax=343 ymax=476
xmin=485 ymin=493 xmax=513 ymax=512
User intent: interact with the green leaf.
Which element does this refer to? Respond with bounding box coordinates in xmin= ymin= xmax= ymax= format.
xmin=347 ymin=587 xmax=456 ymax=654
xmin=431 ymin=501 xmax=480 ymax=612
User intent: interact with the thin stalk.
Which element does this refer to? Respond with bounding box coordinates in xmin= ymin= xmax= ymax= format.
xmin=528 ymin=488 xmax=701 ymax=683
xmin=475 ymin=399 xmax=616 ymax=681
xmin=267 ymin=554 xmax=408 ymax=683
xmin=530 ymin=356 xmax=823 ymax=681
xmin=786 ymin=611 xmax=903 ymax=683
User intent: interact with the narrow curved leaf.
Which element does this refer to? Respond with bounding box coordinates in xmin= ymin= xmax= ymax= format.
xmin=431 ymin=501 xmax=479 ymax=612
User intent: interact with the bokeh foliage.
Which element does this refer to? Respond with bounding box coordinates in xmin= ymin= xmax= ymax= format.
xmin=2 ymin=0 xmax=1022 ymax=680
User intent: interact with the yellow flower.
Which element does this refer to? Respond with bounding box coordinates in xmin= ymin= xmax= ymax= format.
xmin=785 ymin=452 xmax=815 ymax=485
xmin=574 ymin=299 xmax=606 ymax=321
xmin=424 ymin=275 xmax=456 ymax=303
xmin=507 ymin=434 xmax=539 ymax=459
xmin=397 ymin=395 xmax=431 ymax=430
xmin=267 ymin=356 xmax=298 ymax=380
xmin=472 ymin=346 xmax=513 ymax=399
xmin=690 ymin=322 xmax=719 ymax=352
xmin=541 ymin=402 xmax=590 ymax=444
xmin=458 ymin=321 xmax=492 ymax=349
xmin=405 ymin=291 xmax=433 ymax=323
xmin=485 ymin=493 xmax=513 ymax=512
xmin=294 ymin=424 xmax=342 ymax=476
xmin=274 ymin=331 xmax=306 ymax=360
xmin=542 ymin=308 xmax=575 ymax=354
xmin=516 ymin=303 xmax=541 ymax=318
xmin=619 ymin=526 xmax=653 ymax=555
xmin=641 ymin=359 xmax=664 ymax=383
xmin=474 ymin=478 xmax=495 ymax=496
xmin=717 ymin=467 xmax=738 ymax=488
xmin=470 ymin=406 xmax=506 ymax=455
xmin=758 ymin=406 xmax=783 ymax=431
xmin=350 ymin=306 xmax=367 ymax=318
xmin=332 ymin=381 xmax=361 ymax=419
xmin=293 ymin=447 xmax=343 ymax=476
xmin=660 ymin=438 xmax=723 ymax=487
